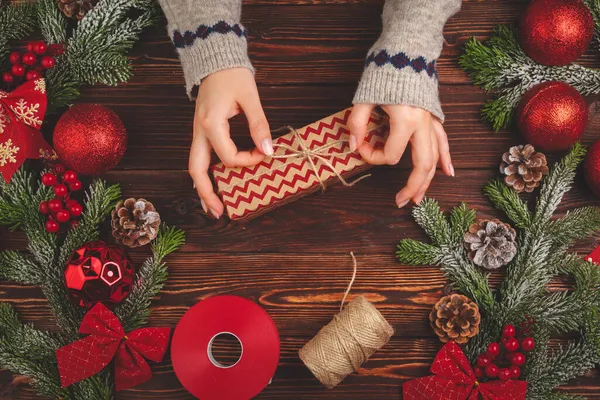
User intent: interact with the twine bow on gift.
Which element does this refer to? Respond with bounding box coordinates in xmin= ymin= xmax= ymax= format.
xmin=0 ymin=79 xmax=54 ymax=182
xmin=56 ymin=303 xmax=171 ymax=392
xmin=403 ymin=341 xmax=528 ymax=400
xmin=271 ymin=126 xmax=370 ymax=190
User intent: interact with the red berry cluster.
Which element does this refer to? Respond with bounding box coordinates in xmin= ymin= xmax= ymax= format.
xmin=39 ymin=164 xmax=84 ymax=233
xmin=2 ymin=41 xmax=58 ymax=85
xmin=473 ymin=324 xmax=535 ymax=382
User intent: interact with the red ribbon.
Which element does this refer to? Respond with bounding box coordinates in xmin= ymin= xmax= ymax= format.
xmin=56 ymin=303 xmax=171 ymax=392
xmin=0 ymin=79 xmax=54 ymax=182
xmin=403 ymin=341 xmax=527 ymax=400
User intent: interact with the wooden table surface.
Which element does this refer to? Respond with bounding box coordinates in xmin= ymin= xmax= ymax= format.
xmin=2 ymin=0 xmax=600 ymax=398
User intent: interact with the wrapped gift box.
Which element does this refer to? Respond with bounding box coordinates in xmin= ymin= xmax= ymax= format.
xmin=212 ymin=108 xmax=389 ymax=221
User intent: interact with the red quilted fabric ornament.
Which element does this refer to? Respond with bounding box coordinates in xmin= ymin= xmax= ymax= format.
xmin=403 ymin=341 xmax=528 ymax=400
xmin=585 ymin=139 xmax=600 ymax=198
xmin=53 ymin=104 xmax=127 ymax=175
xmin=519 ymin=0 xmax=594 ymax=66
xmin=64 ymin=241 xmax=134 ymax=308
xmin=56 ymin=303 xmax=170 ymax=391
xmin=516 ymin=81 xmax=587 ymax=152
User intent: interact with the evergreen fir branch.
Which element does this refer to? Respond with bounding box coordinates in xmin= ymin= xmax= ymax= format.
xmin=116 ymin=225 xmax=185 ymax=331
xmin=0 ymin=2 xmax=36 ymax=40
xmin=412 ymin=198 xmax=452 ymax=246
xmin=483 ymin=180 xmax=531 ymax=228
xmin=45 ymin=57 xmax=81 ymax=112
xmin=396 ymin=239 xmax=442 ymax=265
xmin=548 ymin=206 xmax=600 ymax=248
xmin=0 ymin=250 xmax=44 ymax=286
xmin=59 ymin=180 xmax=121 ymax=266
xmin=449 ymin=202 xmax=476 ymax=244
xmin=68 ymin=372 xmax=114 ymax=400
xmin=534 ymin=143 xmax=586 ymax=226
xmin=36 ymin=0 xmax=67 ymax=44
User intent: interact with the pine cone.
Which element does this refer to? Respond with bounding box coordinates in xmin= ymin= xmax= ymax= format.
xmin=111 ymin=198 xmax=161 ymax=248
xmin=500 ymin=144 xmax=549 ymax=193
xmin=429 ymin=294 xmax=481 ymax=344
xmin=463 ymin=219 xmax=517 ymax=270
xmin=56 ymin=0 xmax=98 ymax=20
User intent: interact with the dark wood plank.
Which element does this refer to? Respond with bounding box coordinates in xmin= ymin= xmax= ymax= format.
xmin=3 ymin=168 xmax=599 ymax=255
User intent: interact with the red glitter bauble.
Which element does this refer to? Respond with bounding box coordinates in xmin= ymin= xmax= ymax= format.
xmin=520 ymin=0 xmax=594 ymax=66
xmin=584 ymin=140 xmax=600 ymax=198
xmin=516 ymin=81 xmax=588 ymax=152
xmin=53 ymin=104 xmax=127 ymax=175
xmin=64 ymin=241 xmax=134 ymax=308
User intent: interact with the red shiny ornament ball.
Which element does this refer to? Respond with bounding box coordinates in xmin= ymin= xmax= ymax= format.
xmin=22 ymin=52 xmax=36 ymax=66
xmin=520 ymin=0 xmax=593 ymax=66
xmin=45 ymin=219 xmax=59 ymax=233
xmin=504 ymin=337 xmax=520 ymax=352
xmin=56 ymin=209 xmax=71 ymax=223
xmin=25 ymin=70 xmax=41 ymax=81
xmin=69 ymin=180 xmax=83 ymax=191
xmin=48 ymin=199 xmax=63 ymax=213
xmin=41 ymin=172 xmax=57 ymax=186
xmin=40 ymin=56 xmax=55 ymax=69
xmin=53 ymin=183 xmax=68 ymax=197
xmin=32 ymin=41 xmax=47 ymax=55
xmin=25 ymin=42 xmax=34 ymax=52
xmin=511 ymin=352 xmax=526 ymax=366
xmin=39 ymin=200 xmax=50 ymax=215
xmin=502 ymin=325 xmax=516 ymax=338
xmin=70 ymin=220 xmax=80 ymax=229
xmin=477 ymin=354 xmax=492 ymax=367
xmin=498 ymin=368 xmax=512 ymax=381
xmin=2 ymin=72 xmax=14 ymax=83
xmin=516 ymin=81 xmax=588 ymax=151
xmin=69 ymin=203 xmax=83 ymax=217
xmin=54 ymin=104 xmax=127 ymax=175
xmin=62 ymin=170 xmax=78 ymax=183
xmin=9 ymin=51 xmax=21 ymax=64
xmin=11 ymin=64 xmax=25 ymax=77
xmin=510 ymin=366 xmax=521 ymax=379
xmin=64 ymin=241 xmax=134 ymax=308
xmin=474 ymin=367 xmax=485 ymax=379
xmin=521 ymin=337 xmax=536 ymax=352
xmin=487 ymin=342 xmax=501 ymax=358
xmin=485 ymin=364 xmax=499 ymax=378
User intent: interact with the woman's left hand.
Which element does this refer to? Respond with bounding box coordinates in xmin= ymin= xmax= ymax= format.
xmin=348 ymin=104 xmax=454 ymax=208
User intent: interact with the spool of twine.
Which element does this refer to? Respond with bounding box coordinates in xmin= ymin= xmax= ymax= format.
xmin=298 ymin=254 xmax=394 ymax=389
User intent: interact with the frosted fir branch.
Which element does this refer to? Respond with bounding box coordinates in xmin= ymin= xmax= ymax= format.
xmin=534 ymin=143 xmax=586 ymax=226
xmin=396 ymin=239 xmax=442 ymax=265
xmin=58 ymin=180 xmax=121 ymax=266
xmin=116 ymin=225 xmax=185 ymax=331
xmin=548 ymin=206 xmax=600 ymax=248
xmin=0 ymin=251 xmax=44 ymax=286
xmin=36 ymin=0 xmax=67 ymax=44
xmin=412 ymin=198 xmax=452 ymax=246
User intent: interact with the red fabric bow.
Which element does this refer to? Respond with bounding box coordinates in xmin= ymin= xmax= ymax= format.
xmin=56 ymin=303 xmax=171 ymax=391
xmin=0 ymin=79 xmax=54 ymax=182
xmin=403 ymin=341 xmax=527 ymax=400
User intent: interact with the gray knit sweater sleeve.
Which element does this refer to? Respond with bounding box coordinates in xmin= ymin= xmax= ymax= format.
xmin=353 ymin=0 xmax=462 ymax=122
xmin=157 ymin=0 xmax=252 ymax=97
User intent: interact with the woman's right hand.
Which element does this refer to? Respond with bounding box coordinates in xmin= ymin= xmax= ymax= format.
xmin=190 ymin=68 xmax=272 ymax=219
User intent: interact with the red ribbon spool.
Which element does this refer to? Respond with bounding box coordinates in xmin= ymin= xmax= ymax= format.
xmin=171 ymin=295 xmax=280 ymax=399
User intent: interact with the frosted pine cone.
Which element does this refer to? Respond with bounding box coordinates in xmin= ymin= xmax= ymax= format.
xmin=111 ymin=198 xmax=161 ymax=248
xmin=429 ymin=294 xmax=481 ymax=344
xmin=463 ymin=219 xmax=517 ymax=270
xmin=500 ymin=144 xmax=549 ymax=193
